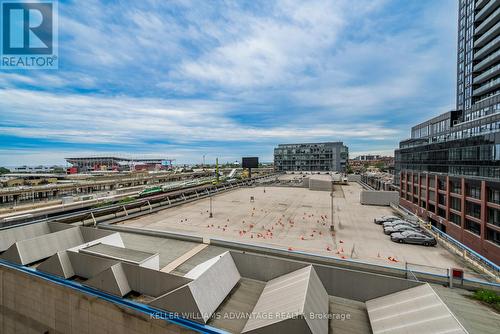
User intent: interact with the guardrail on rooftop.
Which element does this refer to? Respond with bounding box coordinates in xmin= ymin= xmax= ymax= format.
xmin=0 ymin=174 xmax=279 ymax=229
xmin=392 ymin=203 xmax=500 ymax=281
xmin=430 ymin=225 xmax=500 ymax=278
xmin=97 ymin=224 xmax=500 ymax=292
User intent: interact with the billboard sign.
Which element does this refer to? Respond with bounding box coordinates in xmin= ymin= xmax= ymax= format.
xmin=242 ymin=157 xmax=258 ymax=168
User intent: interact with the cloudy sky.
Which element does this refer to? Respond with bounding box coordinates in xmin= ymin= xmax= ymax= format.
xmin=0 ymin=0 xmax=457 ymax=166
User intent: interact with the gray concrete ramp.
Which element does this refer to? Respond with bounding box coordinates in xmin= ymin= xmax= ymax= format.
xmin=37 ymin=251 xmax=75 ymax=278
xmin=149 ymin=251 xmax=240 ymax=323
xmin=121 ymin=262 xmax=191 ymax=297
xmin=84 ymin=263 xmax=132 ymax=297
xmin=242 ymin=265 xmax=328 ymax=334
xmin=0 ymin=222 xmax=51 ymax=252
xmin=67 ymin=251 xmax=119 ymax=278
xmin=0 ymin=227 xmax=84 ymax=265
xmin=79 ymin=243 xmax=159 ymax=269
xmin=366 ymin=283 xmax=468 ymax=334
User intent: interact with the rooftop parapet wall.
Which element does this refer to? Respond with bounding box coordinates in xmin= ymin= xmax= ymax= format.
xmin=360 ymin=190 xmax=399 ymax=206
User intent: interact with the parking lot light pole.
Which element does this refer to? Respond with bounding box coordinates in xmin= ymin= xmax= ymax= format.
xmin=209 ymin=195 xmax=213 ymax=218
xmin=330 ymin=181 xmax=334 ymax=231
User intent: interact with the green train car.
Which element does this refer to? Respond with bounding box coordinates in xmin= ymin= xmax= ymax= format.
xmin=138 ymin=186 xmax=162 ymax=197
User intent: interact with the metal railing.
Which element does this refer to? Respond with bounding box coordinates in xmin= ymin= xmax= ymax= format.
xmin=393 ymin=203 xmax=500 ymax=280
xmin=0 ymin=174 xmax=280 ymax=229
xmin=430 ymin=225 xmax=500 ymax=277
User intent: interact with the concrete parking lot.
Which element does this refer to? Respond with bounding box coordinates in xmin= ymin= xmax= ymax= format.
xmin=120 ymin=182 xmax=469 ymax=271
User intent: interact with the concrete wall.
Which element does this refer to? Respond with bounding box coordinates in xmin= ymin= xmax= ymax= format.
xmin=312 ymin=264 xmax=421 ymax=302
xmin=67 ymin=252 xmax=119 ymax=278
xmin=231 ymin=252 xmax=421 ymax=302
xmin=231 ymin=251 xmax=308 ymax=281
xmin=348 ymin=174 xmax=361 ymax=182
xmin=0 ymin=265 xmax=196 ymax=334
xmin=308 ymin=177 xmax=332 ymax=191
xmin=360 ymin=190 xmax=399 ymax=206
xmin=67 ymin=231 xmax=124 ymax=252
xmin=0 ymin=223 xmax=51 ymax=252
xmin=122 ymin=263 xmax=191 ymax=297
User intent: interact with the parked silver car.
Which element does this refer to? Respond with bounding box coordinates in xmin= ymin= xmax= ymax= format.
xmin=390 ymin=231 xmax=437 ymax=246
xmin=384 ymin=224 xmax=421 ymax=235
xmin=382 ymin=220 xmax=419 ymax=228
xmin=374 ymin=215 xmax=400 ymax=225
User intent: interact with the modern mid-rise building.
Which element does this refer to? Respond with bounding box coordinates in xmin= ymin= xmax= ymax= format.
xmin=274 ymin=142 xmax=348 ymax=172
xmin=395 ymin=0 xmax=500 ymax=264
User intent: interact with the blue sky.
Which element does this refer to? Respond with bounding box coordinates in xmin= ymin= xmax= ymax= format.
xmin=0 ymin=0 xmax=457 ymax=166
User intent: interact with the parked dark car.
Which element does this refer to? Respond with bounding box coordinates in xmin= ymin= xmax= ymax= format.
xmin=384 ymin=224 xmax=421 ymax=235
xmin=374 ymin=216 xmax=401 ymax=225
xmin=390 ymin=231 xmax=437 ymax=246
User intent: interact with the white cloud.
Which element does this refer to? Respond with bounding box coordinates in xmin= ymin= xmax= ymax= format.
xmin=0 ymin=88 xmax=398 ymax=145
xmin=0 ymin=0 xmax=457 ymax=165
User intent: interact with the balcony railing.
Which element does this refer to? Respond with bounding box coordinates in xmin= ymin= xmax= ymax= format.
xmin=475 ymin=48 xmax=500 ymax=71
xmin=475 ymin=7 xmax=500 ymax=35
xmin=474 ymin=21 xmax=500 ymax=48
xmin=474 ymin=63 xmax=500 ymax=84
xmin=473 ymin=77 xmax=500 ymax=96
xmin=475 ymin=35 xmax=500 ymax=60
xmin=475 ymin=0 xmax=500 ymax=21
xmin=476 ymin=0 xmax=488 ymax=10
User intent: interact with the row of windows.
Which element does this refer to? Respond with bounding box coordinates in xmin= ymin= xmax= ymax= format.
xmin=465 ymin=219 xmax=481 ymax=235
xmin=466 ymin=184 xmax=481 ymax=198
xmin=466 ymin=201 xmax=481 ymax=219
xmin=449 ymin=144 xmax=500 ymax=161
xmin=275 ymin=155 xmax=334 ymax=159
xmin=434 ymin=121 xmax=500 ymax=143
xmin=402 ymin=174 xmax=500 ymax=204
xmin=486 ymin=228 xmax=500 ymax=246
xmin=489 ymin=188 xmax=500 ymax=204
xmin=399 ymin=164 xmax=500 ymax=179
xmin=408 ymin=119 xmax=500 ymax=146
xmin=411 ymin=119 xmax=451 ymax=139
xmin=399 ymin=144 xmax=500 ymax=163
xmin=449 ymin=166 xmax=500 ymax=178
xmin=464 ymin=103 xmax=500 ymax=121
xmin=475 ymin=89 xmax=500 ymax=104
xmin=407 ymin=194 xmax=500 ymax=230
xmin=489 ymin=208 xmax=500 ymax=227
xmin=451 ymin=197 xmax=461 ymax=211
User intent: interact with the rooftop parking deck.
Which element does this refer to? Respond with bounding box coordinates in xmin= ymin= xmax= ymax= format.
xmin=118 ymin=182 xmax=472 ymax=271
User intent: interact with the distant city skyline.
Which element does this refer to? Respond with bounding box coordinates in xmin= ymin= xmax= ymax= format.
xmin=0 ymin=0 xmax=457 ymax=165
